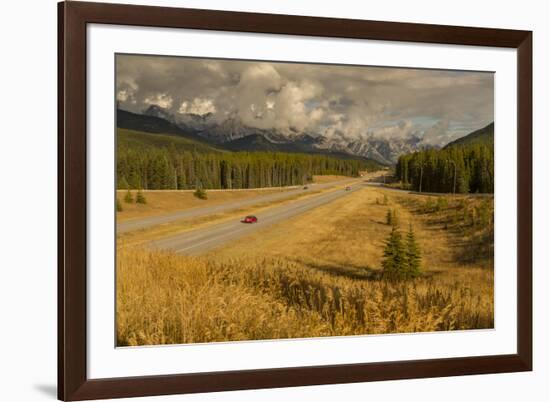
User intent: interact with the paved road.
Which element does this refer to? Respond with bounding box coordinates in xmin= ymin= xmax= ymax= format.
xmin=117 ymin=179 xmax=355 ymax=234
xmin=149 ymin=181 xmax=364 ymax=255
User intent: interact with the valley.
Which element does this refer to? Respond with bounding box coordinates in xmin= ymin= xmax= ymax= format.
xmin=114 ymin=55 xmax=495 ymax=347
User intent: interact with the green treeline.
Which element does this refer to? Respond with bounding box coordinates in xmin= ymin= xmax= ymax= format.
xmin=117 ymin=146 xmax=369 ymax=190
xmin=395 ymin=143 xmax=494 ymax=194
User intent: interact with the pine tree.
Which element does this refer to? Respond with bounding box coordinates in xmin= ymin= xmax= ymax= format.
xmin=404 ymin=224 xmax=422 ymax=278
xmin=382 ymin=225 xmax=406 ymax=280
xmin=395 ymin=142 xmax=493 ymax=194
xmin=117 ymin=140 xmax=376 ymax=191
xmin=136 ymin=189 xmax=147 ymax=204
xmin=124 ymin=190 xmax=133 ymax=203
xmin=435 ymin=197 xmax=447 ymax=212
xmin=424 ymin=198 xmax=434 ymax=213
xmin=116 ymin=198 xmax=123 ymax=212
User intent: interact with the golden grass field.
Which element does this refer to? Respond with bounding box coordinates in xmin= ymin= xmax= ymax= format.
xmin=117 ymin=188 xmax=290 ymax=222
xmin=116 ymin=183 xmax=494 ymax=346
xmin=116 ymin=175 xmax=352 ymax=222
xmin=116 ymin=177 xmax=358 ymax=248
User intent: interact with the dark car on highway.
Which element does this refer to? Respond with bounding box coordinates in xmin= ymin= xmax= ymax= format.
xmin=241 ymin=215 xmax=258 ymax=224
xmin=345 ymin=186 xmax=351 ymax=191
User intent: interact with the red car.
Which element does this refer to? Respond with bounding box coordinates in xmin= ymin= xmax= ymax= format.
xmin=241 ymin=215 xmax=258 ymax=224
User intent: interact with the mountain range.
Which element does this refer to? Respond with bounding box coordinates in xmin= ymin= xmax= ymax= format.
xmin=118 ymin=105 xmax=492 ymax=164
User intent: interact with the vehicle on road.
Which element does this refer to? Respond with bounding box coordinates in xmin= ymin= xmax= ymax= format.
xmin=241 ymin=215 xmax=258 ymax=224
xmin=303 ymin=186 xmax=309 ymax=190
xmin=345 ymin=186 xmax=351 ymax=191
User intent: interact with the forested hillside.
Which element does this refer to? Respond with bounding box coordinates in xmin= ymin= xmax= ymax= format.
xmin=117 ymin=108 xmax=202 ymax=141
xmin=395 ymin=142 xmax=494 ymax=194
xmin=117 ymin=128 xmax=375 ymax=190
xmin=118 ymin=128 xmax=224 ymax=154
xmin=444 ymin=122 xmax=494 ymax=148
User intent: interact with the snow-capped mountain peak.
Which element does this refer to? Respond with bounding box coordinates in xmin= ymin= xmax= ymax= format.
xmin=140 ymin=104 xmax=433 ymax=163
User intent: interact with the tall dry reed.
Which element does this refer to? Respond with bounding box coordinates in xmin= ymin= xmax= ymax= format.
xmin=117 ymin=248 xmax=493 ymax=346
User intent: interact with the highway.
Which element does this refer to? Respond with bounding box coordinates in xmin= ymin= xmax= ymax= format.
xmin=149 ymin=181 xmax=364 ymax=255
xmin=117 ymin=179 xmax=355 ymax=233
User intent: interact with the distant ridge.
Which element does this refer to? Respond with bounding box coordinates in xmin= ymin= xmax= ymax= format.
xmin=444 ymin=122 xmax=494 ymax=149
xmin=223 ymin=134 xmax=281 ymax=152
xmin=117 ymin=128 xmax=225 ymax=154
xmin=117 ymin=108 xmax=383 ymax=167
xmin=223 ymin=133 xmax=379 ymax=163
xmin=117 ymin=108 xmax=206 ymax=143
xmin=122 ymin=105 xmax=434 ymax=164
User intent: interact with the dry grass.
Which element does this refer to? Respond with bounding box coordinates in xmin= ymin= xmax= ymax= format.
xmin=117 ymin=181 xmax=359 ymax=246
xmin=392 ymin=192 xmax=494 ymax=269
xmin=116 ymin=188 xmax=292 ymax=222
xmin=311 ymin=175 xmax=353 ymax=183
xmin=117 ymin=185 xmax=494 ymax=346
xmin=117 ymin=248 xmax=493 ymax=346
xmin=208 ymin=186 xmax=491 ymax=274
xmin=117 ymin=174 xmax=360 ymax=222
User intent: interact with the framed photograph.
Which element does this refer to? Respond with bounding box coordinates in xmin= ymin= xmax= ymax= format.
xmin=58 ymin=1 xmax=532 ymax=400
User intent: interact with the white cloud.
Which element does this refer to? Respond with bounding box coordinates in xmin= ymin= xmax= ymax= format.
xmin=116 ymin=55 xmax=494 ymax=145
xmin=143 ymin=93 xmax=173 ymax=109
xmin=116 ymin=79 xmax=138 ymax=104
xmin=178 ymin=98 xmax=216 ymax=115
xmin=117 ymin=90 xmax=130 ymax=102
xmin=420 ymin=120 xmax=463 ymax=145
xmin=370 ymin=120 xmax=415 ymax=140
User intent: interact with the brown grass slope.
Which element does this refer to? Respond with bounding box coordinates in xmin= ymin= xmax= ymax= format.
xmin=117 ymin=186 xmax=494 ymax=346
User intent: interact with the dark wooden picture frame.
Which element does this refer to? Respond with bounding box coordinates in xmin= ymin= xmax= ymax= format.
xmin=58 ymin=1 xmax=532 ymax=400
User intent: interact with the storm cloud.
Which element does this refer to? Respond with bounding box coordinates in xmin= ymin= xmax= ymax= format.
xmin=116 ymin=54 xmax=494 ymax=145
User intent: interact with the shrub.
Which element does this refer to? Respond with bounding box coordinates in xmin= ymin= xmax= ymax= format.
xmin=392 ymin=210 xmax=399 ymax=227
xmin=477 ymin=199 xmax=492 ymax=226
xmin=423 ymin=198 xmax=435 ymax=213
xmin=386 ymin=209 xmax=393 ymax=225
xmin=116 ymin=198 xmax=123 ymax=212
xmin=386 ymin=209 xmax=399 ymax=226
xmin=435 ymin=197 xmax=448 ymax=212
xmin=194 ymin=187 xmax=207 ymax=200
xmin=136 ymin=190 xmax=147 ymax=204
xmin=124 ymin=190 xmax=133 ymax=203
xmin=470 ymin=208 xmax=478 ymax=227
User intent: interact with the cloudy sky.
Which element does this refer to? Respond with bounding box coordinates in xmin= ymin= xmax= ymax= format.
xmin=116 ymin=54 xmax=494 ymax=145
